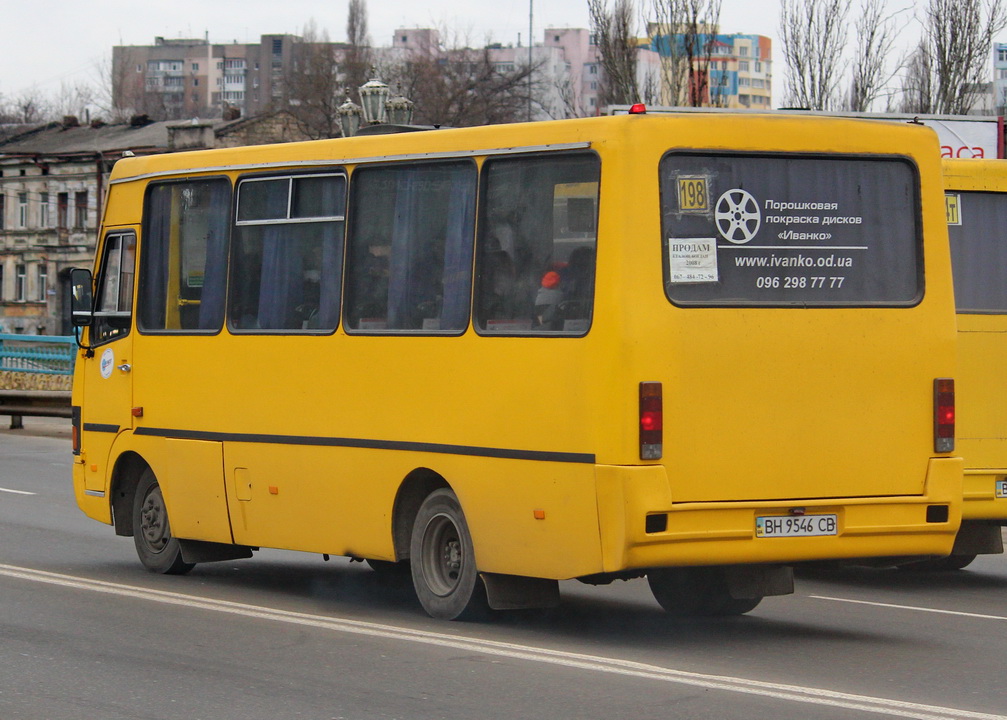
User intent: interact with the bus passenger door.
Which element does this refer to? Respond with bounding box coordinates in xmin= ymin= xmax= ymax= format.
xmin=79 ymin=230 xmax=137 ymax=495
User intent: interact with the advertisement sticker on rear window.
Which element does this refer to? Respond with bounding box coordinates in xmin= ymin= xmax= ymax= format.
xmin=660 ymin=153 xmax=922 ymax=306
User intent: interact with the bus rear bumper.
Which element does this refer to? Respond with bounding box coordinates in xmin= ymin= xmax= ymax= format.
xmin=596 ymin=457 xmax=963 ymax=572
xmin=961 ymin=468 xmax=1007 ymax=521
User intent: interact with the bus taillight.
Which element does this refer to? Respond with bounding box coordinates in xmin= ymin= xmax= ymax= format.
xmin=934 ymin=378 xmax=955 ymax=453
xmin=640 ymin=382 xmax=663 ymax=460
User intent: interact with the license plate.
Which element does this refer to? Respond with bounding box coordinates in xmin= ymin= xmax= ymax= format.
xmin=996 ymin=480 xmax=1007 ymax=499
xmin=756 ymin=514 xmax=838 ymax=538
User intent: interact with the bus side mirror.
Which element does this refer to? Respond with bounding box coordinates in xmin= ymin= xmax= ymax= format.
xmin=70 ymin=267 xmax=94 ymax=327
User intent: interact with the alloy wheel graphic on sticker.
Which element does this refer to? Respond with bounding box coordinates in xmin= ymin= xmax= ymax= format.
xmin=715 ymin=189 xmax=761 ymax=244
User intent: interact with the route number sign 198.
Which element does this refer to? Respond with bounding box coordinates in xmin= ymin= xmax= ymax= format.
xmin=678 ymin=177 xmax=709 ymax=212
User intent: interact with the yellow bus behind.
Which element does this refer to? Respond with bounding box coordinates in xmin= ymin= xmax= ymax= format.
xmin=937 ymin=158 xmax=1007 ymax=568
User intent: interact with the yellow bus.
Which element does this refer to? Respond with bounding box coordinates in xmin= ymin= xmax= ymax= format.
xmin=935 ymin=159 xmax=1007 ymax=569
xmin=69 ymin=112 xmax=963 ymax=620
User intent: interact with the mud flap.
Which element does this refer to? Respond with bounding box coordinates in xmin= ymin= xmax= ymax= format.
xmin=952 ymin=522 xmax=1005 ymax=556
xmin=178 ymin=539 xmax=254 ymax=564
xmin=724 ymin=564 xmax=794 ymax=599
xmin=480 ymin=572 xmax=561 ymax=610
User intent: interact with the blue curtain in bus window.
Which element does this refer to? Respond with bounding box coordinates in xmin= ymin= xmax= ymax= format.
xmin=387 ymin=171 xmax=425 ymax=328
xmin=440 ymin=167 xmax=475 ymax=330
xmin=385 ymin=164 xmax=473 ymax=331
xmin=258 ymin=228 xmax=302 ymax=328
xmin=140 ymin=186 xmax=171 ymax=329
xmin=198 ymin=180 xmax=230 ymax=329
xmin=256 ymin=184 xmax=300 ymax=329
xmin=316 ymin=180 xmax=345 ymax=330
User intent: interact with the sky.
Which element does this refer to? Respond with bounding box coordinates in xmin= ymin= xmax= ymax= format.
xmin=0 ymin=0 xmax=1000 ymax=110
xmin=0 ymin=0 xmax=778 ymax=100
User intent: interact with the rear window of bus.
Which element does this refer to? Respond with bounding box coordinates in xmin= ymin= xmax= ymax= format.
xmin=946 ymin=191 xmax=1007 ymax=313
xmin=660 ymin=153 xmax=923 ymax=307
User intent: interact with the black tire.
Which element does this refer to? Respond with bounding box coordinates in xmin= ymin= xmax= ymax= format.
xmin=647 ymin=567 xmax=761 ymax=617
xmin=132 ymin=468 xmax=195 ymax=575
xmin=409 ymin=488 xmax=488 ymax=620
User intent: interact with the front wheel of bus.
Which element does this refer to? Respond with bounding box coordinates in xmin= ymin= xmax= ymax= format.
xmin=410 ymin=488 xmax=488 ymax=620
xmin=132 ymin=468 xmax=195 ymax=575
xmin=647 ymin=567 xmax=761 ymax=617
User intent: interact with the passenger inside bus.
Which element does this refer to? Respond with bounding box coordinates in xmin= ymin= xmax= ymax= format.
xmin=534 ymin=246 xmax=595 ymax=330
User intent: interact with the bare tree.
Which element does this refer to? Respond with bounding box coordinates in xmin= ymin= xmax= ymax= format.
xmin=343 ymin=0 xmax=373 ymax=94
xmin=779 ymin=0 xmax=850 ymax=110
xmin=650 ymin=0 xmax=724 ymax=107
xmin=8 ymin=89 xmax=51 ymax=124
xmin=899 ymin=40 xmax=936 ymax=113
xmin=50 ymin=81 xmax=97 ymax=122
xmin=846 ymin=0 xmax=901 ymax=111
xmin=108 ymin=46 xmax=177 ymax=121
xmin=589 ymin=0 xmax=640 ymax=106
xmin=924 ymin=0 xmax=1006 ymax=114
xmin=284 ymin=20 xmax=345 ymax=138
xmin=650 ymin=0 xmax=686 ymax=105
xmin=392 ymin=42 xmax=541 ymax=127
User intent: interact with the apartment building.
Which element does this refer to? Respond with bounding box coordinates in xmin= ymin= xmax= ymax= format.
xmin=994 ymin=42 xmax=1007 ymax=116
xmin=113 ymin=34 xmax=321 ymax=120
xmin=648 ymin=26 xmax=772 ymax=108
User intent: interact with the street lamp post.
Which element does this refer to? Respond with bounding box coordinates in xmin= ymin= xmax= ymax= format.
xmin=358 ymin=75 xmax=390 ymax=125
xmin=339 ymin=73 xmax=415 ymax=137
xmin=337 ymin=93 xmax=363 ymax=138
xmin=385 ymin=84 xmax=415 ymax=126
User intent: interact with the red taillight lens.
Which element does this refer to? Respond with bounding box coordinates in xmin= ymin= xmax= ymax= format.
xmin=934 ymin=378 xmax=954 ymax=453
xmin=639 ymin=381 xmax=663 ymax=460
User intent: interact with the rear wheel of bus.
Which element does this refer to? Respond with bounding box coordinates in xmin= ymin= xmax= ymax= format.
xmin=647 ymin=567 xmax=762 ymax=617
xmin=410 ymin=488 xmax=488 ymax=620
xmin=132 ymin=468 xmax=195 ymax=575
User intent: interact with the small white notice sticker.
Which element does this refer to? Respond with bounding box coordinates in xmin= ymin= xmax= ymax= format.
xmin=669 ymin=237 xmax=719 ymax=283
xmin=100 ymin=348 xmax=115 ymax=379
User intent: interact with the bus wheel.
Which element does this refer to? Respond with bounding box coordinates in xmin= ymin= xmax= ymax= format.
xmin=647 ymin=567 xmax=761 ymax=617
xmin=132 ymin=468 xmax=195 ymax=575
xmin=410 ymin=489 xmax=487 ymax=620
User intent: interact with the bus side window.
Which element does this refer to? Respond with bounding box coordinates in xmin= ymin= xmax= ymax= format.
xmin=475 ymin=153 xmax=600 ymax=335
xmin=229 ymin=174 xmax=345 ymax=333
xmin=138 ymin=179 xmax=231 ymax=333
xmin=344 ymin=161 xmax=476 ymax=333
xmin=92 ymin=232 xmax=136 ymax=345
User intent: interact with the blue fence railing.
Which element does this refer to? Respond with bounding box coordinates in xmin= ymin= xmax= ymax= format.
xmin=0 ymin=334 xmax=76 ymax=375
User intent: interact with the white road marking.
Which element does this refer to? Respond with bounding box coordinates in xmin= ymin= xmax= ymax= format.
xmin=0 ymin=563 xmax=1003 ymax=720
xmin=811 ymin=595 xmax=1007 ymax=622
xmin=0 ymin=487 xmax=35 ymax=495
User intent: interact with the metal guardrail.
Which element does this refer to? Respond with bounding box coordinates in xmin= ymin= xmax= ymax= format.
xmin=0 ymin=333 xmax=76 ymax=375
xmin=0 ymin=389 xmax=72 ymax=420
xmin=0 ymin=334 xmax=75 ymax=428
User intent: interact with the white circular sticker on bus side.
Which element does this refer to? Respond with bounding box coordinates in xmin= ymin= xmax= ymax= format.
xmin=100 ymin=348 xmax=115 ymax=379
